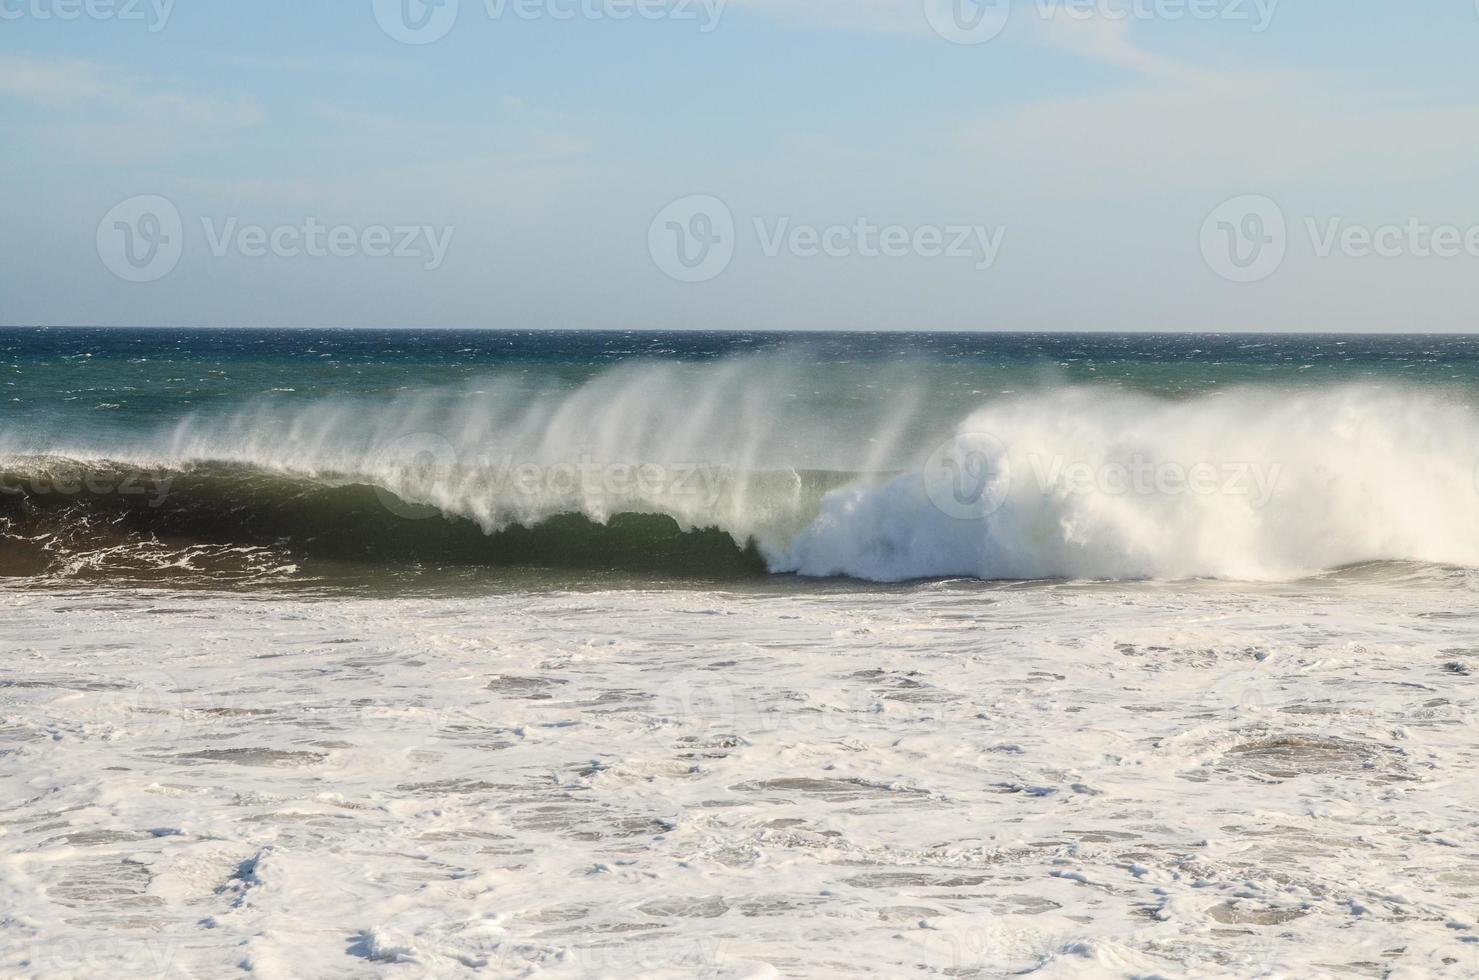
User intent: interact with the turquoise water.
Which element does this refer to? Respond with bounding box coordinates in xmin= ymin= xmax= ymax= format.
xmin=8 ymin=328 xmax=1479 ymax=433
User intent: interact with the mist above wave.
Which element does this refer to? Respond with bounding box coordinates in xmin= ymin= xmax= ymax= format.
xmin=5 ymin=356 xmax=1479 ymax=583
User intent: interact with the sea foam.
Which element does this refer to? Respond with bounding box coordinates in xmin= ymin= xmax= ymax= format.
xmin=7 ymin=358 xmax=1479 ymax=582
xmin=780 ymin=385 xmax=1479 ymax=581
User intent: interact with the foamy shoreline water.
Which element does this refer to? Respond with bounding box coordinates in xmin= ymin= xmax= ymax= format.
xmin=4 ymin=571 xmax=1478 ymax=978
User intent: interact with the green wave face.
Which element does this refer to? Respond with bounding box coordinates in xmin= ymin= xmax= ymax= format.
xmin=0 ymin=461 xmax=777 ymax=587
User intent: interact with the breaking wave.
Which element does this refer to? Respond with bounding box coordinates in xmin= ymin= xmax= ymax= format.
xmin=4 ymin=358 xmax=1479 ymax=584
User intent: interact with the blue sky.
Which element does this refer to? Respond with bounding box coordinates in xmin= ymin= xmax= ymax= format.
xmin=4 ymin=1 xmax=1479 ymax=331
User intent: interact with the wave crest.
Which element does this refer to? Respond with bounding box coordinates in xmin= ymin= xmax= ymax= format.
xmin=5 ymin=359 xmax=1479 ymax=583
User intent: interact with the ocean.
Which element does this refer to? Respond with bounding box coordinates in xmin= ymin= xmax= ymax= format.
xmin=4 ymin=328 xmax=1479 ymax=977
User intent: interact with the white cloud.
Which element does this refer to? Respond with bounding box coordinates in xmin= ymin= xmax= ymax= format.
xmin=0 ymin=56 xmax=262 ymax=159
xmin=1033 ymin=6 xmax=1192 ymax=77
xmin=953 ymin=17 xmax=1479 ymax=197
xmin=166 ymin=102 xmax=597 ymax=224
xmin=719 ymin=4 xmax=1479 ymax=198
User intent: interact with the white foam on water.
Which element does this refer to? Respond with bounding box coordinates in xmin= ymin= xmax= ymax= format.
xmin=783 ymin=385 xmax=1479 ymax=581
xmin=4 ymin=571 xmax=1479 ymax=977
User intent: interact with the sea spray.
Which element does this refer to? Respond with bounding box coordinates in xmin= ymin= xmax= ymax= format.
xmin=781 ymin=386 xmax=1479 ymax=581
xmin=6 ymin=355 xmax=1479 ymax=582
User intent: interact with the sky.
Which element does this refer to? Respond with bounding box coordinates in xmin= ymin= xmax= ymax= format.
xmin=3 ymin=0 xmax=1479 ymax=332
